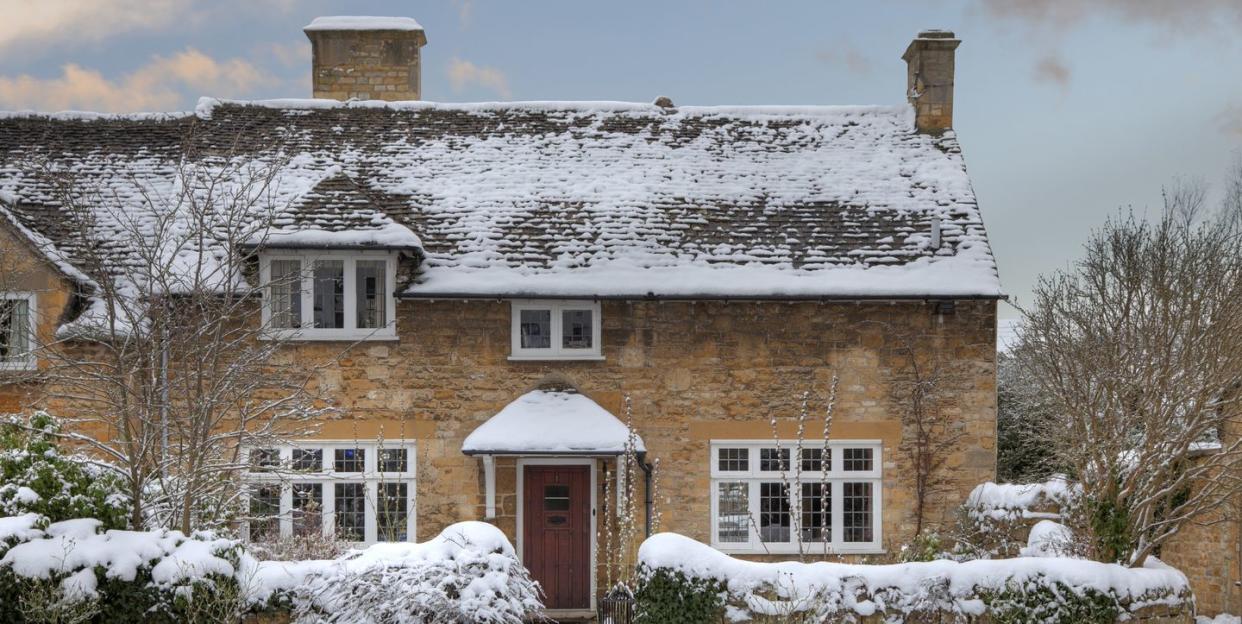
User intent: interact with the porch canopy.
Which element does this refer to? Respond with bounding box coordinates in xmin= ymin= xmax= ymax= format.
xmin=463 ymin=388 xmax=644 ymax=520
xmin=462 ymin=388 xmax=645 ymax=456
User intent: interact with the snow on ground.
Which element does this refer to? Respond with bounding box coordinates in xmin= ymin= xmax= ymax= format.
xmin=1198 ymin=616 xmax=1242 ymax=624
xmin=462 ymin=389 xmax=644 ymax=455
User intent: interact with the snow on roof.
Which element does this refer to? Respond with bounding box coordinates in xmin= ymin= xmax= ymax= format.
xmin=304 ymin=16 xmax=424 ymax=32
xmin=462 ymin=389 xmax=644 ymax=455
xmin=0 ymin=97 xmax=1001 ymax=334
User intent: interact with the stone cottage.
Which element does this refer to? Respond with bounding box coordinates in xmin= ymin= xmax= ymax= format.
xmin=0 ymin=19 xmax=1004 ymax=617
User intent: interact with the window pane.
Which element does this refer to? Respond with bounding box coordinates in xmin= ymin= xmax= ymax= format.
xmin=801 ymin=448 xmax=830 ymax=472
xmin=292 ymin=483 xmax=323 ymax=537
xmin=759 ymin=482 xmax=791 ymax=542
xmin=844 ymin=448 xmax=874 ymax=472
xmin=248 ymin=485 xmax=281 ymax=542
xmin=843 ymin=482 xmax=874 ymax=543
xmin=800 ymin=482 xmax=831 ymax=543
xmin=759 ymin=448 xmax=790 ymax=472
xmin=561 ymin=309 xmax=593 ymax=349
xmin=0 ymin=299 xmax=30 ymax=361
xmin=313 ymin=260 xmax=344 ymax=329
xmin=519 ymin=309 xmax=551 ymax=349
xmin=249 ymin=448 xmax=280 ymax=471
xmin=544 ymin=484 xmax=570 ymax=511
xmin=716 ymin=482 xmax=749 ymax=543
xmin=379 ymin=448 xmax=407 ymax=472
xmin=377 ymin=482 xmax=408 ymax=542
xmin=292 ymin=449 xmax=323 ymax=471
xmin=334 ymin=448 xmax=365 ymax=473
xmin=355 ymin=260 xmax=387 ymax=329
xmin=334 ymin=483 xmax=367 ymax=541
xmin=269 ymin=259 xmax=302 ymax=329
xmin=717 ymin=448 xmax=749 ymax=472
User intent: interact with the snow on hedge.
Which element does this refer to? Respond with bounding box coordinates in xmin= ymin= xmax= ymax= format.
xmin=247 ymin=521 xmax=541 ymax=624
xmin=0 ymin=517 xmax=238 ymax=597
xmin=965 ymin=477 xmax=1077 ymax=522
xmin=638 ymin=532 xmax=1190 ymax=620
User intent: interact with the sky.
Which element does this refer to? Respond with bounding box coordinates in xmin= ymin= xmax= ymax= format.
xmin=1 ymin=0 xmax=1240 ymax=319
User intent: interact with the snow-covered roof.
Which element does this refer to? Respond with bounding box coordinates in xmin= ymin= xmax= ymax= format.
xmin=304 ymin=16 xmax=424 ymax=32
xmin=0 ymin=97 xmax=1001 ymax=333
xmin=462 ymin=389 xmax=644 ymax=455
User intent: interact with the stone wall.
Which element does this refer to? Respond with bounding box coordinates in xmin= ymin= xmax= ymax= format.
xmin=265 ymin=297 xmax=998 ymax=553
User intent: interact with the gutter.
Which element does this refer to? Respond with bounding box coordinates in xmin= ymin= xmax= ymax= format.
xmin=398 ymin=292 xmax=1008 ymax=302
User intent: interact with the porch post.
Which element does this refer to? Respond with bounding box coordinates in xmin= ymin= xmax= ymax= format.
xmin=483 ymin=454 xmax=496 ymax=519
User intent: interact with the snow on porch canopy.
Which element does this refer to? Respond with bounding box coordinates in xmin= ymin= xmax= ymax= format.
xmin=461 ymin=389 xmax=645 ymax=456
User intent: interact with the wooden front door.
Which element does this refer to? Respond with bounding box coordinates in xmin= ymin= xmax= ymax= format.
xmin=523 ymin=465 xmax=591 ymax=610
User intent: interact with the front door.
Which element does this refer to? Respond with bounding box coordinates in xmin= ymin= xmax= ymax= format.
xmin=523 ymin=465 xmax=591 ymax=610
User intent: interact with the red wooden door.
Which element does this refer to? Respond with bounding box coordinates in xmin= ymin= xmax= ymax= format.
xmin=523 ymin=465 xmax=591 ymax=610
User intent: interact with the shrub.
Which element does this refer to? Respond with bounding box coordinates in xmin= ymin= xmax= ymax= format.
xmin=634 ymin=565 xmax=725 ymax=624
xmin=983 ymin=578 xmax=1119 ymax=624
xmin=0 ymin=412 xmax=129 ymax=530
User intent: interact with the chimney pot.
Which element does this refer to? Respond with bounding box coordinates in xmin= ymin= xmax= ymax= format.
xmin=304 ymin=16 xmax=427 ymax=101
xmin=902 ymin=29 xmax=960 ymax=133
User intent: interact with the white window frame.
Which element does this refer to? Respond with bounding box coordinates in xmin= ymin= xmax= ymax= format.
xmin=709 ymin=439 xmax=883 ymax=555
xmin=259 ymin=251 xmax=398 ymax=341
xmin=242 ymin=440 xmax=417 ymax=544
xmin=509 ymin=300 xmax=603 ymax=361
xmin=0 ymin=292 xmax=37 ymax=371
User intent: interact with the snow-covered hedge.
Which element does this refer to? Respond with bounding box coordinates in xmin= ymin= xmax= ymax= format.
xmin=247 ymin=521 xmax=542 ymax=624
xmin=958 ymin=478 xmax=1080 ymax=559
xmin=0 ymin=514 xmax=244 ymax=622
xmin=636 ymin=532 xmax=1192 ymax=623
xmin=0 ymin=515 xmax=541 ymax=624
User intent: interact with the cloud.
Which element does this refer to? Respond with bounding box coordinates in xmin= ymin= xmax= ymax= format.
xmin=1032 ymin=55 xmax=1070 ymax=87
xmin=446 ymin=58 xmax=511 ymax=99
xmin=0 ymin=0 xmax=191 ymax=53
xmin=815 ymin=42 xmax=872 ymax=75
xmin=975 ymin=0 xmax=1242 ymax=37
xmin=451 ymin=0 xmax=474 ymax=27
xmin=263 ymin=41 xmax=311 ymax=69
xmin=0 ymin=48 xmax=269 ymax=112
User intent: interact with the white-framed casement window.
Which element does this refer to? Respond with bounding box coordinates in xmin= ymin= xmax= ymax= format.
xmin=260 ymin=251 xmax=397 ymax=341
xmin=243 ymin=440 xmax=416 ymax=544
xmin=509 ymin=300 xmax=603 ymax=360
xmin=709 ymin=440 xmax=883 ymax=554
xmin=0 ymin=293 xmax=36 ymax=371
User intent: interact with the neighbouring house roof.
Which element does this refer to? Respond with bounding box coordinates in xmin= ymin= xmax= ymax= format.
xmin=0 ymin=97 xmax=1001 ymax=334
xmin=461 ymin=389 xmax=644 ymax=455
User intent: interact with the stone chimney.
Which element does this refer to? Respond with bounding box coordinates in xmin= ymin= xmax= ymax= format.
xmin=901 ymin=30 xmax=960 ymax=133
xmin=304 ymin=16 xmax=427 ymax=101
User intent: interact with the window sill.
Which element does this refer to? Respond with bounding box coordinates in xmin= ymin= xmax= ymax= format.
xmin=714 ymin=544 xmax=886 ymax=556
xmin=0 ymin=362 xmax=37 ymax=372
xmin=507 ymin=354 xmax=606 ymax=362
xmin=260 ymin=330 xmax=399 ymax=342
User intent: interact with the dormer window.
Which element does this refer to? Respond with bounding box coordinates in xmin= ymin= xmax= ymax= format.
xmin=509 ymin=300 xmax=602 ymax=360
xmin=261 ymin=252 xmax=396 ymax=341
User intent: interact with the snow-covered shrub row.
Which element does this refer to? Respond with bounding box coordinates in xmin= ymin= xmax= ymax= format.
xmin=636 ymin=532 xmax=1191 ymax=623
xmin=0 ymin=514 xmax=244 ymax=623
xmin=0 ymin=515 xmax=542 ymax=624
xmin=246 ymin=521 xmax=542 ymax=624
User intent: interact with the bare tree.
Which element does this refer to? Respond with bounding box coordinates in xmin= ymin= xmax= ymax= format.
xmin=1015 ymin=170 xmax=1242 ymax=566
xmin=15 ymin=147 xmax=342 ymax=532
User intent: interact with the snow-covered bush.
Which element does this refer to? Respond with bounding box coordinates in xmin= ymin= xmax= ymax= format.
xmin=249 ymin=521 xmax=543 ymax=624
xmin=636 ymin=532 xmax=1192 ymax=623
xmin=0 ymin=515 xmax=244 ymax=623
xmin=956 ymin=478 xmax=1079 ymax=559
xmin=0 ymin=412 xmax=129 ymax=530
